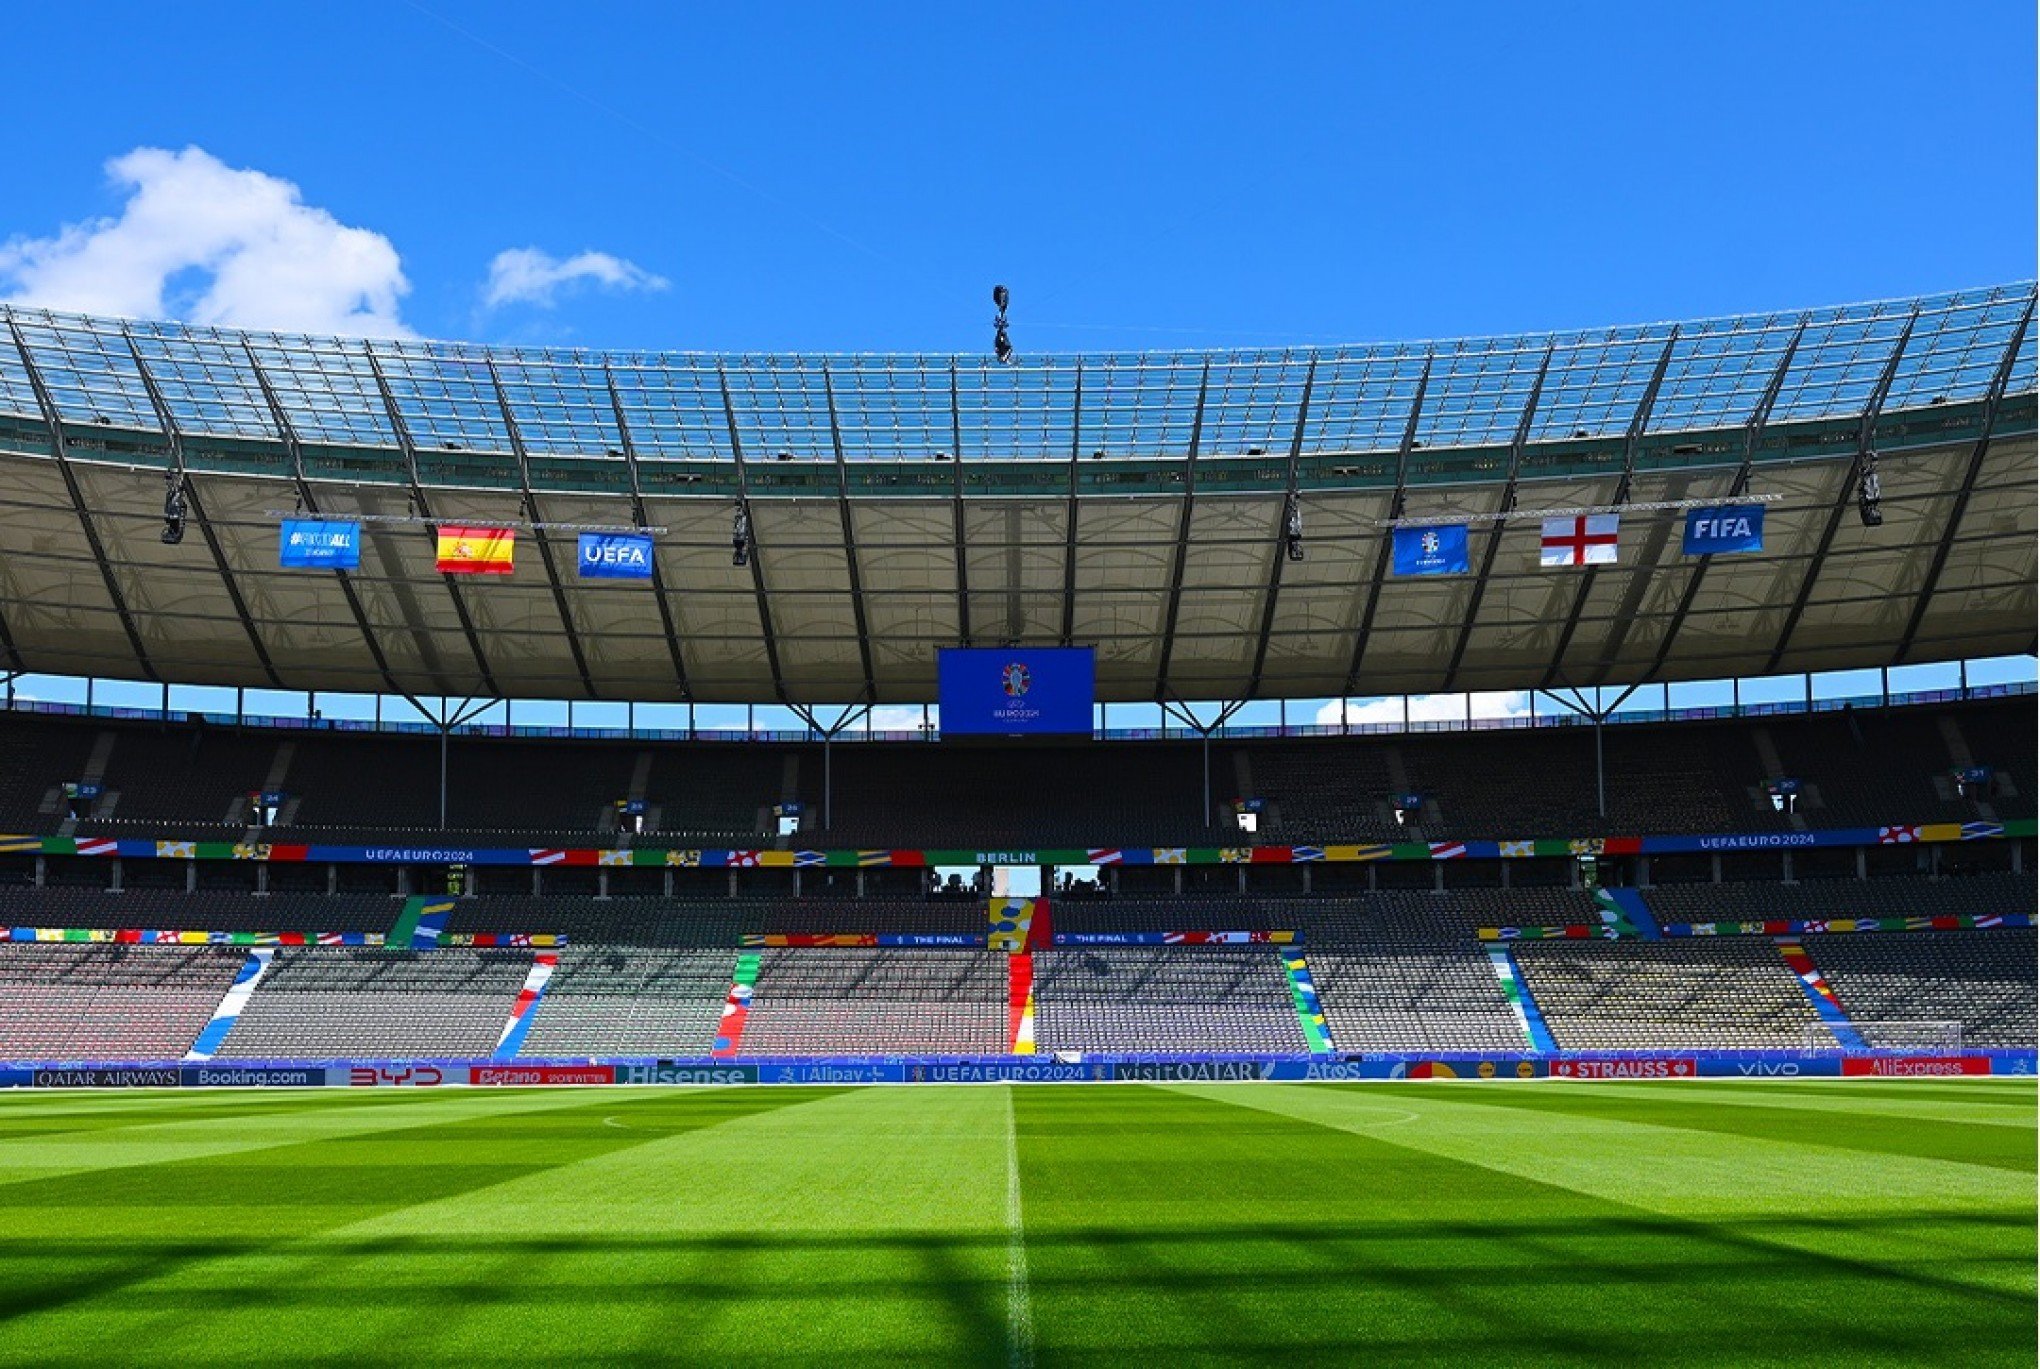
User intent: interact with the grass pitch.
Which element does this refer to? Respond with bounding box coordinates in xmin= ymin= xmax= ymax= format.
xmin=0 ymin=1080 xmax=2030 ymax=1366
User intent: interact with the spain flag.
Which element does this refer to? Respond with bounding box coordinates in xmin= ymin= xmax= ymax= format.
xmin=436 ymin=525 xmax=515 ymax=574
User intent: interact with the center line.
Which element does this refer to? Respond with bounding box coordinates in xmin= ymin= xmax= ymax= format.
xmin=1004 ymin=1084 xmax=1035 ymax=1369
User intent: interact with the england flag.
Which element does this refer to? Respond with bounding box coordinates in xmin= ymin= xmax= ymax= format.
xmin=1540 ymin=514 xmax=1619 ymax=567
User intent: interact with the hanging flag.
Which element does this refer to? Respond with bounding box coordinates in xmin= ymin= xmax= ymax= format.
xmin=1682 ymin=504 xmax=1765 ymax=556
xmin=1391 ymin=524 xmax=1470 ymax=576
xmin=1540 ymin=514 xmax=1619 ymax=567
xmin=576 ymin=532 xmax=654 ymax=579
xmin=279 ymin=519 xmax=360 ymax=569
xmin=436 ymin=525 xmax=515 ymax=574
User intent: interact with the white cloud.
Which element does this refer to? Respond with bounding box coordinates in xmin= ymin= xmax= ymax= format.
xmin=0 ymin=146 xmax=412 ymax=336
xmin=1315 ymin=691 xmax=1532 ymax=727
xmin=482 ymin=247 xmax=667 ymax=309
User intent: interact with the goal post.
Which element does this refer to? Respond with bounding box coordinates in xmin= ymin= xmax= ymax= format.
xmin=1803 ymin=1020 xmax=1963 ymax=1053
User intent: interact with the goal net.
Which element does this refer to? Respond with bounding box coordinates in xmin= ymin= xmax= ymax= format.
xmin=1804 ymin=1020 xmax=1963 ymax=1053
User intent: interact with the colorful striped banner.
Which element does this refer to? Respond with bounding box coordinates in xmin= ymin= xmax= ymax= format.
xmin=493 ymin=952 xmax=558 ymax=1058
xmin=182 ymin=949 xmax=274 ymax=1061
xmin=0 ymin=817 xmax=2025 ymax=872
xmin=1279 ymin=949 xmax=1332 ymax=1054
xmin=1487 ymin=946 xmax=1557 ymax=1052
xmin=710 ymin=953 xmax=762 ymax=1057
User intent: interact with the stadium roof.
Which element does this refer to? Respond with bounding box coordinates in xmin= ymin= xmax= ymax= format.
xmin=0 ymin=285 xmax=2032 ymax=704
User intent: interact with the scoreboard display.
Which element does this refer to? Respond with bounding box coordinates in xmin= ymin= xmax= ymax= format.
xmin=936 ymin=648 xmax=1095 ymax=736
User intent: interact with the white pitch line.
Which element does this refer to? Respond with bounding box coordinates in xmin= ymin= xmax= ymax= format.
xmin=1004 ymin=1084 xmax=1035 ymax=1369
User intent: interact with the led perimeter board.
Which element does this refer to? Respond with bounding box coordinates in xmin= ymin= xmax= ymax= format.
xmin=937 ymin=648 xmax=1095 ymax=736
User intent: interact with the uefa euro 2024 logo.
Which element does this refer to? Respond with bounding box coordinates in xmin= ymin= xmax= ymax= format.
xmin=1420 ymin=529 xmax=1441 ymax=556
xmin=1000 ymin=662 xmax=1032 ymax=697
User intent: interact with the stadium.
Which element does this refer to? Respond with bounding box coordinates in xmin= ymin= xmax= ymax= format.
xmin=0 ymin=281 xmax=2032 ymax=1360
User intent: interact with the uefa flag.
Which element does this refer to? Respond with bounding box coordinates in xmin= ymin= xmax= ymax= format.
xmin=1539 ymin=514 xmax=1618 ymax=567
xmin=1390 ymin=524 xmax=1470 ymax=576
xmin=436 ymin=525 xmax=515 ymax=574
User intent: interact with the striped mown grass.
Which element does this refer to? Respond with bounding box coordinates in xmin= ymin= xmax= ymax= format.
xmin=0 ymin=1080 xmax=2029 ymax=1365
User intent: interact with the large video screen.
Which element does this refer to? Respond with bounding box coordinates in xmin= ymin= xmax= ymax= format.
xmin=937 ymin=648 xmax=1095 ymax=736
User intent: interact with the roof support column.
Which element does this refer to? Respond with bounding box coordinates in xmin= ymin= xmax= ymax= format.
xmin=821 ymin=365 xmax=877 ymax=703
xmin=604 ymin=367 xmax=692 ymax=698
xmin=1153 ymin=363 xmax=1210 ymax=699
xmin=1892 ymin=296 xmax=2034 ymax=664
xmin=1246 ymin=359 xmax=1318 ymax=697
xmin=948 ymin=364 xmax=971 ymax=646
xmin=718 ymin=366 xmax=788 ymax=703
xmin=1766 ymin=311 xmax=1918 ymax=673
xmin=1060 ymin=363 xmax=1084 ymax=647
xmin=1541 ymin=331 xmax=1679 ymax=687
xmin=1345 ymin=354 xmax=1432 ymax=696
xmin=244 ymin=344 xmax=399 ymax=694
xmin=127 ymin=333 xmax=283 ymax=687
xmin=1160 ymin=693 xmax=1248 ymax=829
xmin=485 ymin=358 xmax=596 ymax=698
xmin=1443 ymin=346 xmax=1555 ymax=690
xmin=367 ymin=349 xmax=499 ymax=697
xmin=787 ymin=701 xmax=870 ymax=831
xmin=6 ymin=317 xmax=156 ymax=681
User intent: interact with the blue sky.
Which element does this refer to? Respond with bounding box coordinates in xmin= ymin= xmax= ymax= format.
xmin=0 ymin=2 xmax=2032 ymax=729
xmin=0 ymin=2 xmax=2031 ymax=353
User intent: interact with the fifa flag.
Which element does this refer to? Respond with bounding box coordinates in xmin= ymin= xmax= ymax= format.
xmin=435 ymin=525 xmax=515 ymax=574
xmin=1682 ymin=503 xmax=1764 ymax=556
xmin=1391 ymin=524 xmax=1470 ymax=576
xmin=1540 ymin=514 xmax=1618 ymax=567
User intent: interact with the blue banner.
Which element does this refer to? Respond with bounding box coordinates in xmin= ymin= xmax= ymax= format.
xmin=279 ymin=520 xmax=361 ymax=569
xmin=938 ymin=647 xmax=1095 ymax=735
xmin=1681 ymin=504 xmax=1764 ymax=556
xmin=1391 ymin=524 xmax=1470 ymax=576
xmin=577 ymin=533 xmax=654 ymax=579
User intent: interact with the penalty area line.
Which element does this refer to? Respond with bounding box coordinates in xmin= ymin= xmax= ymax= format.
xmin=1004 ymin=1083 xmax=1035 ymax=1369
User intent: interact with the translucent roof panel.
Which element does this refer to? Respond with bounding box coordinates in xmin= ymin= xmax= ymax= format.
xmin=1078 ymin=353 xmax=1206 ymax=457
xmin=822 ymin=356 xmax=956 ymax=462
xmin=1414 ymin=334 xmax=1551 ymax=449
xmin=1528 ymin=325 xmax=1674 ymax=442
xmin=491 ymin=355 xmax=621 ymax=459
xmin=127 ymin=322 xmax=278 ymax=439
xmin=1300 ymin=344 xmax=1432 ymax=455
xmin=1 ymin=283 xmax=2030 ymax=466
xmin=1769 ymin=299 xmax=1918 ymax=423
xmin=607 ymin=358 xmax=730 ymax=460
xmin=1198 ymin=352 xmax=1315 ymax=457
xmin=1881 ymin=286 xmax=2033 ymax=413
xmin=955 ymin=359 xmax=1080 ymax=461
xmin=0 ymin=324 xmax=42 ymax=420
xmin=1647 ymin=311 xmax=1804 ymax=433
xmin=8 ymin=312 xmax=160 ymax=431
xmin=243 ymin=336 xmax=397 ymax=447
xmin=368 ymin=342 xmax=513 ymax=452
